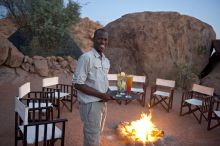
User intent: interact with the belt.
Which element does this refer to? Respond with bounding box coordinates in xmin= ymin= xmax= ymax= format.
xmin=98 ymin=100 xmax=105 ymax=102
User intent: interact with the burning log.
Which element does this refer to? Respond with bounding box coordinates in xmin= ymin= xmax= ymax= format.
xmin=116 ymin=113 xmax=164 ymax=145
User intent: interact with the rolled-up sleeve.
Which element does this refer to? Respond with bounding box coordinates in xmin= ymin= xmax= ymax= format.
xmin=72 ymin=55 xmax=89 ymax=85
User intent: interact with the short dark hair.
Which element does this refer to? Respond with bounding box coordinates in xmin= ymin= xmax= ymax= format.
xmin=94 ymin=28 xmax=108 ymax=38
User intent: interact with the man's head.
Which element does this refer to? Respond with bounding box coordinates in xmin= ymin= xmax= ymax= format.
xmin=93 ymin=28 xmax=108 ymax=54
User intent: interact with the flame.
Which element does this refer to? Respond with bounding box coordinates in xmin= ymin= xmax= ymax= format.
xmin=118 ymin=112 xmax=163 ymax=144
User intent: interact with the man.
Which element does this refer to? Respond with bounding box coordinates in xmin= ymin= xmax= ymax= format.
xmin=72 ymin=28 xmax=112 ymax=146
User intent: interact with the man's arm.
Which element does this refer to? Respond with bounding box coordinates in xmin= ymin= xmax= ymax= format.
xmin=75 ymin=84 xmax=113 ymax=101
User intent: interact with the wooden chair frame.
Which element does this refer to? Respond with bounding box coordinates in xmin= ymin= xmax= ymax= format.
xmin=180 ymin=84 xmax=214 ymax=124
xmin=150 ymin=78 xmax=175 ymax=112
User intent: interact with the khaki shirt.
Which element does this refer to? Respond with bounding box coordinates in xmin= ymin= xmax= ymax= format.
xmin=72 ymin=48 xmax=110 ymax=103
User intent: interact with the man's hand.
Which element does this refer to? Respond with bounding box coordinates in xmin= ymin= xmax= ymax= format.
xmin=101 ymin=93 xmax=114 ymax=102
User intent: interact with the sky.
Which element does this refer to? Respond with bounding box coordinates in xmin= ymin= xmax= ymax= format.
xmin=75 ymin=0 xmax=220 ymax=38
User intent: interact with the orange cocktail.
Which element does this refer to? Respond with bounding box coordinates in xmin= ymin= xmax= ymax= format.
xmin=126 ymin=75 xmax=133 ymax=96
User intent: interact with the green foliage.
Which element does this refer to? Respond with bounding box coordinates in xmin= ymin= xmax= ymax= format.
xmin=1 ymin=0 xmax=81 ymax=56
xmin=176 ymin=63 xmax=199 ymax=89
xmin=28 ymin=0 xmax=80 ymax=50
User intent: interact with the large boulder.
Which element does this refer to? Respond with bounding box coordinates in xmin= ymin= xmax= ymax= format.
xmin=0 ymin=38 xmax=10 ymax=65
xmin=201 ymin=62 xmax=220 ymax=95
xmin=104 ymin=12 xmax=215 ymax=87
xmin=33 ymin=56 xmax=49 ymax=77
xmin=4 ymin=38 xmax=24 ymax=67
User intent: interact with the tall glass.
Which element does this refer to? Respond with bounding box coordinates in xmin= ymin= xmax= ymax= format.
xmin=126 ymin=75 xmax=133 ymax=98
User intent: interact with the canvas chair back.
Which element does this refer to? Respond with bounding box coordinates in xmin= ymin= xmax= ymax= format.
xmin=133 ymin=75 xmax=146 ymax=83
xmin=15 ymin=97 xmax=28 ymax=125
xmin=156 ymin=78 xmax=175 ymax=88
xmin=43 ymin=77 xmax=59 ymax=87
xmin=19 ymin=82 xmax=30 ymax=99
xmin=107 ymin=74 xmax=117 ymax=81
xmin=192 ymin=84 xmax=214 ymax=96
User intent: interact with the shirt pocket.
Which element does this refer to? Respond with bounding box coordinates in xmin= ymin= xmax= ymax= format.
xmin=102 ymin=61 xmax=110 ymax=74
xmin=89 ymin=61 xmax=102 ymax=81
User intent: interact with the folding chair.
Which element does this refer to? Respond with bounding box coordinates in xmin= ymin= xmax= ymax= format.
xmin=207 ymin=95 xmax=220 ymax=130
xmin=42 ymin=77 xmax=77 ymax=118
xmin=150 ymin=78 xmax=175 ymax=112
xmin=126 ymin=75 xmax=147 ymax=107
xmin=15 ymin=97 xmax=67 ymax=146
xmin=180 ymin=84 xmax=214 ymax=124
xmin=18 ymin=82 xmax=54 ymax=120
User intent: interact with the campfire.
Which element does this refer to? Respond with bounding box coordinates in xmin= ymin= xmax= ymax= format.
xmin=117 ymin=113 xmax=164 ymax=145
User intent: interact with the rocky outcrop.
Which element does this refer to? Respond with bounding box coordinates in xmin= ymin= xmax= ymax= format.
xmin=70 ymin=17 xmax=103 ymax=52
xmin=33 ymin=56 xmax=49 ymax=77
xmin=201 ymin=62 xmax=220 ymax=95
xmin=0 ymin=38 xmax=10 ymax=65
xmin=0 ymin=17 xmax=17 ymax=38
xmin=0 ymin=37 xmax=77 ymax=84
xmin=5 ymin=42 xmax=24 ymax=67
xmin=104 ymin=12 xmax=216 ymax=87
xmin=0 ymin=38 xmax=24 ymax=67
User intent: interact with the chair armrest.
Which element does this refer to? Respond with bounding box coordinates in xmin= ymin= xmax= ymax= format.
xmin=27 ymin=118 xmax=68 ymax=126
xmin=57 ymin=84 xmax=77 ymax=96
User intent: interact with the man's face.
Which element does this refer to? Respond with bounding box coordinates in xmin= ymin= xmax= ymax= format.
xmin=93 ymin=31 xmax=108 ymax=53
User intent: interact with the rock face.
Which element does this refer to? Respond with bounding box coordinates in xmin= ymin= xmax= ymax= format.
xmin=70 ymin=17 xmax=103 ymax=52
xmin=0 ymin=18 xmax=17 ymax=38
xmin=0 ymin=38 xmax=10 ymax=65
xmin=5 ymin=41 xmax=24 ymax=67
xmin=0 ymin=37 xmax=77 ymax=85
xmin=201 ymin=62 xmax=220 ymax=95
xmin=104 ymin=12 xmax=216 ymax=87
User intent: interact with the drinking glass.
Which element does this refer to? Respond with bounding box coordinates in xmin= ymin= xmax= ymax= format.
xmin=126 ymin=75 xmax=133 ymax=98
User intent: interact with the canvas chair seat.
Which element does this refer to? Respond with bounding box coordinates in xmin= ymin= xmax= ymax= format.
xmin=153 ymin=90 xmax=170 ymax=97
xmin=150 ymin=78 xmax=175 ymax=112
xmin=214 ymin=110 xmax=220 ymax=117
xmin=185 ymin=98 xmax=203 ymax=106
xmin=19 ymin=124 xmax=62 ymax=144
xmin=108 ymin=86 xmax=117 ymax=91
xmin=131 ymin=87 xmax=144 ymax=93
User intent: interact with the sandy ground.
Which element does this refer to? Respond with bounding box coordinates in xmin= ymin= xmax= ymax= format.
xmin=0 ymin=75 xmax=220 ymax=146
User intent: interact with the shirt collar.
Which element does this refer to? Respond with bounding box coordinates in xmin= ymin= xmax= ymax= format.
xmin=92 ymin=48 xmax=106 ymax=59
